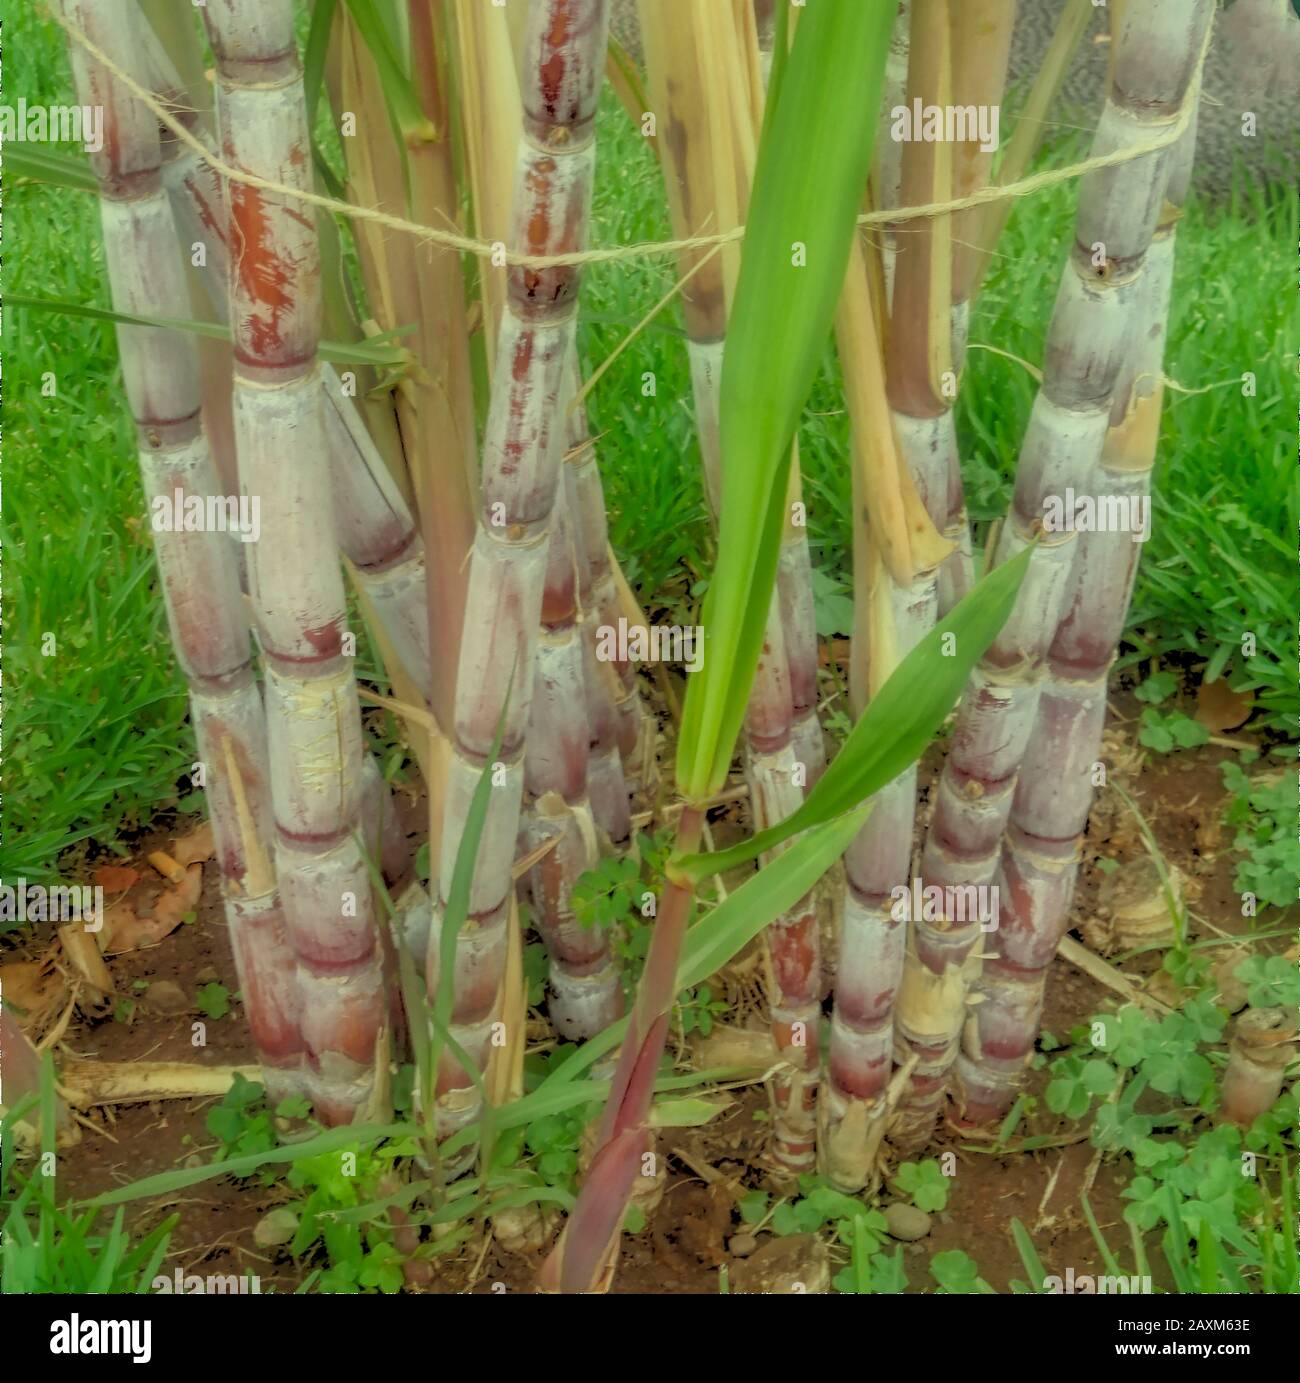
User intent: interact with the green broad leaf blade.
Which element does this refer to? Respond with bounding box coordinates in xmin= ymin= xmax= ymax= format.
xmin=676 ymin=0 xmax=895 ymax=803
xmin=676 ymin=546 xmax=1032 ymax=882
xmin=4 ymin=144 xmax=97 ymax=192
xmin=648 ymin=1096 xmax=729 ymax=1129
xmin=6 ymin=295 xmax=409 ymax=368
xmin=676 ymin=806 xmax=869 ymax=992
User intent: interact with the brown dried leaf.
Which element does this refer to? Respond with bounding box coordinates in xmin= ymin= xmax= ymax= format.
xmin=1195 ymin=678 xmax=1254 ymax=733
xmin=0 ymin=959 xmax=66 ymax=1026
xmin=93 ymin=863 xmax=140 ymax=893
xmin=104 ymin=865 xmax=202 ymax=954
xmin=173 ymin=821 xmax=215 ymax=867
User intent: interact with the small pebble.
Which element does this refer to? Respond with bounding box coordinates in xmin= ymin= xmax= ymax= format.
xmin=195 ymin=966 xmax=219 ymax=985
xmin=147 ymin=980 xmax=189 ymax=1014
xmin=254 ymin=1207 xmax=299 ymax=1249
xmin=884 ymin=1202 xmax=932 ymax=1241
xmin=729 ymin=1233 xmax=758 ymax=1257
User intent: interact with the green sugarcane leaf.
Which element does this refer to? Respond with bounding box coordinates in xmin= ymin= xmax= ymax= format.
xmin=433 ymin=674 xmax=513 ymax=1089
xmin=304 ymin=0 xmax=347 ymax=207
xmin=7 ymin=294 xmax=410 ymax=367
xmin=675 ymin=545 xmax=1032 ymax=883
xmin=4 ymin=144 xmax=97 ymax=191
xmin=607 ymin=33 xmax=651 ymax=125
xmin=1011 ymin=1219 xmax=1050 ymax=1293
xmin=84 ymin=1121 xmax=419 ymax=1207
xmin=677 ymin=806 xmax=868 ymax=989
xmin=304 ymin=0 xmax=338 ymax=124
xmin=676 ymin=1 xmax=895 ymax=803
xmin=649 ymin=1096 xmax=730 ymax=1129
xmin=343 ymin=0 xmax=431 ymax=142
xmin=519 ymin=805 xmax=869 ymax=1102
xmin=764 ymin=0 xmax=791 ymax=136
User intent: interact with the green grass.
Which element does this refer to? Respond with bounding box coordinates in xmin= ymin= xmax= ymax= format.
xmin=4 ymin=14 xmax=1294 ymax=885
xmin=2 ymin=6 xmax=197 ymax=885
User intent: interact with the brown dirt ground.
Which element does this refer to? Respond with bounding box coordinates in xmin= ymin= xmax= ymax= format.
xmin=4 ymin=687 xmax=1267 ymax=1295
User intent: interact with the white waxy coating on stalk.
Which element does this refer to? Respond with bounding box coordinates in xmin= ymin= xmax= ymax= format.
xmin=432 ymin=0 xmax=614 ymax=1140
xmin=190 ymin=683 xmax=275 ymax=882
xmin=439 ymin=755 xmax=526 ymax=921
xmin=890 ymin=412 xmax=956 ymax=530
xmin=235 ymin=374 xmax=346 ymax=666
xmin=207 ymin=0 xmax=387 ymax=1120
xmin=1012 ymin=676 xmax=1107 ymax=841
xmin=138 ymin=433 xmax=248 ymax=683
xmin=262 ymin=662 xmax=363 ymax=842
xmin=59 ymin=0 xmax=305 ymax=1090
xmin=686 ymin=339 xmax=725 ymax=513
xmin=225 ymin=890 xmax=303 ymax=1097
xmin=524 ymin=795 xmax=621 ymax=1038
xmin=776 ymin=535 xmax=826 ymax=783
xmin=277 ymin=837 xmax=380 ymax=970
xmin=454 ymin=531 xmax=550 ymax=757
xmin=926 ymin=0 xmax=1213 ymax=1130
xmin=99 ymin=197 xmax=201 ymax=429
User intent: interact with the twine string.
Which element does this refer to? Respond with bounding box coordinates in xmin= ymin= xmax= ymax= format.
xmin=53 ymin=7 xmax=1209 ymax=273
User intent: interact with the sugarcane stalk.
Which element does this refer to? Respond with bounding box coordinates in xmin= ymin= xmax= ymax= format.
xmin=953 ymin=0 xmax=1214 ymax=1124
xmin=637 ymin=0 xmax=824 ymax=1171
xmin=884 ymin=0 xmax=1017 ymax=1157
xmin=885 ymin=1 xmax=1101 ymax=1152
xmin=139 ymin=27 xmax=439 ymax=713
xmin=1219 ymin=1009 xmax=1295 ymax=1128
xmin=201 ymin=0 xmax=390 ymax=1125
xmin=874 ymin=0 xmax=911 ymax=307
xmin=564 ymin=380 xmax=636 ymax=850
xmin=523 ymin=426 xmax=623 ymax=1038
xmin=963 ymin=0 xmax=1094 ymax=306
xmin=60 ymin=0 xmax=304 ymax=1098
xmin=453 ymin=5 xmax=636 ymax=879
xmin=827 ymin=0 xmax=966 ymax=1165
xmin=473 ymin=16 xmax=650 ymax=827
xmin=429 ymin=0 xmax=612 ymax=1148
xmin=815 ymin=204 xmax=953 ymax=1186
xmin=933 ymin=0 xmax=1018 ymax=615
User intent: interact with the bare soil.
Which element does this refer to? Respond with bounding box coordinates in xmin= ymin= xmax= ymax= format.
xmin=8 ymin=689 xmax=1255 ymax=1294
